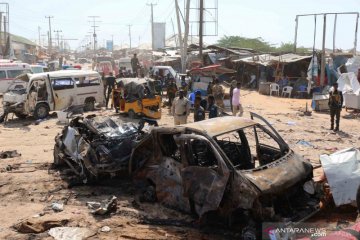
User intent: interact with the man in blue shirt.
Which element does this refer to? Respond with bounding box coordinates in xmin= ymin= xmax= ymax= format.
xmin=194 ymin=96 xmax=205 ymax=122
xmin=207 ymin=95 xmax=218 ymax=119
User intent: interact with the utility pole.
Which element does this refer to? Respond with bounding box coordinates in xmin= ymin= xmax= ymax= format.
xmin=333 ymin=14 xmax=337 ymax=53
xmin=182 ymin=0 xmax=190 ymax=73
xmin=0 ymin=12 xmax=2 ymax=52
xmin=128 ymin=24 xmax=132 ymax=49
xmin=54 ymin=30 xmax=62 ymax=50
xmin=199 ymin=0 xmax=204 ymax=63
xmin=147 ymin=3 xmax=157 ymax=50
xmin=320 ymin=14 xmax=326 ymax=86
xmin=45 ymin=16 xmax=53 ymax=55
xmin=175 ymin=0 xmax=184 ymax=72
xmin=88 ymin=16 xmax=100 ymax=58
xmin=38 ymin=26 xmax=41 ymax=46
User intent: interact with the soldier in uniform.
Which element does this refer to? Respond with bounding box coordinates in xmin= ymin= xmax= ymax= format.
xmin=167 ymin=79 xmax=178 ymax=107
xmin=212 ymin=78 xmax=225 ymax=110
xmin=328 ymin=82 xmax=343 ymax=131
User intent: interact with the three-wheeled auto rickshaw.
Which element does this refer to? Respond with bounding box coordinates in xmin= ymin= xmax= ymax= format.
xmin=112 ymin=78 xmax=161 ymax=119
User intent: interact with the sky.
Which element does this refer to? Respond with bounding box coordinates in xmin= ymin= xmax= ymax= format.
xmin=5 ymin=0 xmax=360 ymax=51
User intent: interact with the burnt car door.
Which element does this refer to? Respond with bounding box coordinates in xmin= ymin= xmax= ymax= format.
xmin=175 ymin=134 xmax=230 ymax=217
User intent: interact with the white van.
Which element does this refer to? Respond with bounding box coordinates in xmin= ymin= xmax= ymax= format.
xmin=0 ymin=62 xmax=32 ymax=93
xmin=2 ymin=70 xmax=104 ymax=119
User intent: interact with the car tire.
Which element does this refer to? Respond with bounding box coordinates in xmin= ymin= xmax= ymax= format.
xmin=128 ymin=109 xmax=136 ymax=119
xmin=34 ymin=103 xmax=49 ymax=120
xmin=84 ymin=99 xmax=95 ymax=112
xmin=14 ymin=112 xmax=28 ymax=119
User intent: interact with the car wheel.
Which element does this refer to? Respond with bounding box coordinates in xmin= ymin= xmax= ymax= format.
xmin=14 ymin=112 xmax=28 ymax=119
xmin=128 ymin=109 xmax=136 ymax=119
xmin=84 ymin=100 xmax=95 ymax=112
xmin=34 ymin=103 xmax=49 ymax=119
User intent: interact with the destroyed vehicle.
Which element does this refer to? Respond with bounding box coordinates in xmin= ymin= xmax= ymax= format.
xmin=130 ymin=113 xmax=319 ymax=235
xmin=54 ymin=115 xmax=157 ymax=183
xmin=1 ymin=70 xmax=104 ymax=121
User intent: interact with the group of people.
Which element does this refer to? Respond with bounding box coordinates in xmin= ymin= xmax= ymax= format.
xmin=171 ymin=90 xmax=219 ymax=125
xmin=171 ymin=76 xmax=244 ymax=125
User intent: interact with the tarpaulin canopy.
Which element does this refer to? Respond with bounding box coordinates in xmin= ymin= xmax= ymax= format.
xmin=154 ymin=56 xmax=180 ymax=63
xmin=190 ymin=64 xmax=236 ymax=75
xmin=233 ymin=53 xmax=312 ymax=66
xmin=116 ymin=78 xmax=156 ymax=100
xmin=320 ymin=148 xmax=360 ymax=206
xmin=337 ymin=72 xmax=360 ymax=95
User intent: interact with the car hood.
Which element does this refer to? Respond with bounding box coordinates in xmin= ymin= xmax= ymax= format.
xmin=242 ymin=152 xmax=313 ymax=194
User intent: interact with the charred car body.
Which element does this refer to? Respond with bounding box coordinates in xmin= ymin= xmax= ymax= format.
xmin=129 ymin=113 xmax=320 ymax=234
xmin=54 ymin=115 xmax=156 ymax=182
xmin=54 ymin=113 xmax=319 ymax=235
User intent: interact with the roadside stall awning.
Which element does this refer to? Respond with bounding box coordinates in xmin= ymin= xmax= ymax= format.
xmin=190 ymin=64 xmax=236 ymax=75
xmin=232 ymin=53 xmax=312 ymax=66
xmin=154 ymin=56 xmax=180 ymax=64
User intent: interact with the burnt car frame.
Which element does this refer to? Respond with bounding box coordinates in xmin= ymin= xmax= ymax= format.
xmin=130 ymin=113 xmax=319 ymax=232
xmin=54 ymin=116 xmax=156 ymax=183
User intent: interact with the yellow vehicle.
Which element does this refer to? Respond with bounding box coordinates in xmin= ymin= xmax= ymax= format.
xmin=113 ymin=78 xmax=161 ymax=119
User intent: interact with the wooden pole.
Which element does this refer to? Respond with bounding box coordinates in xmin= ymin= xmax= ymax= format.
xmin=320 ymin=14 xmax=326 ymax=86
xmin=333 ymin=14 xmax=337 ymax=53
xmin=199 ymin=0 xmax=204 ymax=63
xmin=294 ymin=16 xmax=298 ymax=53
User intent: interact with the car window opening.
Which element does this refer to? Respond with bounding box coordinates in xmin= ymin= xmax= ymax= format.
xmin=215 ymin=125 xmax=288 ymax=170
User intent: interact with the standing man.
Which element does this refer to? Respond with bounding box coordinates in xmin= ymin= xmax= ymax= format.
xmin=229 ymin=77 xmax=237 ymax=112
xmin=105 ymin=72 xmax=116 ymax=109
xmin=180 ymin=75 xmax=188 ymax=96
xmin=171 ymin=90 xmax=190 ymax=125
xmin=232 ymin=82 xmax=244 ymax=117
xmin=212 ymin=78 xmax=225 ymax=110
xmin=167 ymin=79 xmax=178 ymax=107
xmin=328 ymin=82 xmax=343 ymax=131
xmin=131 ymin=53 xmax=140 ymax=77
xmin=207 ymin=95 xmax=218 ymax=119
xmin=194 ymin=96 xmax=205 ymax=122
xmin=195 ymin=91 xmax=207 ymax=110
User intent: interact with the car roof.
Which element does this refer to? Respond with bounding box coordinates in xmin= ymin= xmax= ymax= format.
xmin=30 ymin=70 xmax=100 ymax=79
xmin=184 ymin=116 xmax=257 ymax=137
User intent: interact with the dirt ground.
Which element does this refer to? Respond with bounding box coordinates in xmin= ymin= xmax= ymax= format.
xmin=0 ymin=90 xmax=359 ymax=239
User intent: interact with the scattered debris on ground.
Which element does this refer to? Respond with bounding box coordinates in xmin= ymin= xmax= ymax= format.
xmin=0 ymin=150 xmax=21 ymax=159
xmin=87 ymin=196 xmax=117 ymax=215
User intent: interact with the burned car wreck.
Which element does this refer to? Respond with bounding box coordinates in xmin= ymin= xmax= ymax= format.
xmin=129 ymin=113 xmax=320 ymax=235
xmin=54 ymin=115 xmax=156 ymax=182
xmin=54 ymin=113 xmax=319 ymax=236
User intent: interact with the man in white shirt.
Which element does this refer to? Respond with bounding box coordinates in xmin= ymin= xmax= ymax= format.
xmin=171 ymin=90 xmax=191 ymax=125
xmin=232 ymin=82 xmax=244 ymax=117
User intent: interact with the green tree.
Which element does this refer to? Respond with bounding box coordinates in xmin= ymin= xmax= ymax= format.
xmin=217 ymin=35 xmax=275 ymax=52
xmin=217 ymin=36 xmax=309 ymax=54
